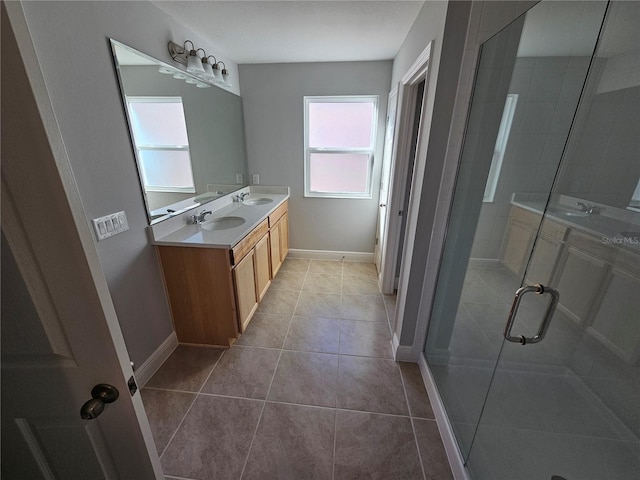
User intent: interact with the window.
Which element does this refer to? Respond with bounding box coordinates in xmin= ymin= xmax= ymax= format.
xmin=126 ymin=96 xmax=195 ymax=193
xmin=483 ymin=94 xmax=518 ymax=202
xmin=304 ymin=96 xmax=378 ymax=198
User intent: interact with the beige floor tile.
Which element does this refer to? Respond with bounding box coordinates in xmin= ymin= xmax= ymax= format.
xmin=161 ymin=395 xmax=262 ymax=480
xmin=340 ymin=294 xmax=388 ymax=322
xmin=336 ymin=356 xmax=408 ymax=415
xmin=201 ymin=346 xmax=280 ymax=399
xmin=242 ymin=403 xmax=335 ymax=480
xmin=284 ymin=316 xmax=340 ymax=353
xmin=413 ymin=418 xmax=454 ymax=479
xmin=339 ymin=320 xmax=393 ymax=359
xmin=302 ymin=273 xmax=342 ymax=294
xmin=334 ymin=410 xmax=423 ymax=480
xmin=141 ymin=389 xmax=195 ymax=454
xmin=342 ymin=262 xmax=378 ymax=277
xmin=267 ymin=351 xmax=339 ymax=407
xmin=145 ymin=345 xmax=223 ymax=392
xmin=235 ymin=313 xmax=292 ymax=349
xmin=342 ymin=275 xmax=381 ymax=295
xmin=295 ymin=292 xmax=341 ymax=318
xmin=309 ymin=260 xmax=343 ymax=275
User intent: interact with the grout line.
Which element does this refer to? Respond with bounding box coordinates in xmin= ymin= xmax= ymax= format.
xmin=398 ymin=365 xmax=428 ymax=480
xmin=158 ymin=348 xmax=225 ymax=460
xmin=332 ymin=399 xmax=338 ymax=480
xmin=238 ymin=268 xmax=306 ymax=480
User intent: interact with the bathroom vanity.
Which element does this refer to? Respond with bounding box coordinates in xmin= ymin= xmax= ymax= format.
xmin=149 ymin=188 xmax=289 ymax=347
xmin=501 ymin=195 xmax=640 ymax=362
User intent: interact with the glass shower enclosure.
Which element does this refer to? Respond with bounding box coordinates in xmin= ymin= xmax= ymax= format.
xmin=424 ymin=1 xmax=639 ymax=478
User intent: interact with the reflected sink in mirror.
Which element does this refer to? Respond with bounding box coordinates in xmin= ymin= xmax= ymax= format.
xmin=243 ymin=197 xmax=274 ymax=206
xmin=201 ymin=216 xmax=246 ymax=231
xmin=547 ymin=205 xmax=589 ymax=218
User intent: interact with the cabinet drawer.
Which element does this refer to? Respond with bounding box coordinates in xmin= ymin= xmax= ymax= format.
xmin=269 ymin=200 xmax=288 ymax=227
xmin=231 ymin=219 xmax=269 ymax=265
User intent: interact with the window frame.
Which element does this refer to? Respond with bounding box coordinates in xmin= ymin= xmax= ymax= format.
xmin=303 ymin=95 xmax=379 ymax=199
xmin=126 ymin=96 xmax=196 ymax=194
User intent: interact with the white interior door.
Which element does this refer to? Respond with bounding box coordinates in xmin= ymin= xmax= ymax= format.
xmin=1 ymin=4 xmax=162 ymax=478
xmin=375 ymin=89 xmax=398 ymax=281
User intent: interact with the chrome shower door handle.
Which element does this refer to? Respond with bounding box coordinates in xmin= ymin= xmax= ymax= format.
xmin=503 ymin=284 xmax=560 ymax=345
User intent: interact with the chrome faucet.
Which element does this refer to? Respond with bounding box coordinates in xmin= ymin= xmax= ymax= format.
xmin=190 ymin=210 xmax=212 ymax=224
xmin=235 ymin=192 xmax=250 ymax=202
xmin=576 ymin=202 xmax=600 ymax=215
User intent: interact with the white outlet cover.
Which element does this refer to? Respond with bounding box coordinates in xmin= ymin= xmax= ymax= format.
xmin=252 ymin=173 xmax=260 ymax=185
xmin=236 ymin=173 xmax=243 ymax=184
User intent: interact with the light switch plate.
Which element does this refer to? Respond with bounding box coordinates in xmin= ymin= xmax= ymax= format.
xmin=92 ymin=211 xmax=129 ymax=241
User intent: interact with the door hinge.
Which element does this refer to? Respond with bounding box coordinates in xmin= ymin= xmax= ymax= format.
xmin=127 ymin=376 xmax=138 ymax=396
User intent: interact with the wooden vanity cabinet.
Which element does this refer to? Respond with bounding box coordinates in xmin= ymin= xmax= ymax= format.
xmin=157 ymin=200 xmax=289 ymax=346
xmin=157 ymin=246 xmax=238 ymax=347
xmin=269 ymin=200 xmax=289 ymax=277
xmin=233 ymin=230 xmax=271 ymax=331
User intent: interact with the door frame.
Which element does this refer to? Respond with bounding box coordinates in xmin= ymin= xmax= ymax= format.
xmin=3 ymin=2 xmax=163 ymax=476
xmin=385 ymin=41 xmax=433 ymax=341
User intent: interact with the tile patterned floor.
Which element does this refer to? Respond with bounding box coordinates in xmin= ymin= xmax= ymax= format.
xmin=142 ymin=259 xmax=452 ymax=480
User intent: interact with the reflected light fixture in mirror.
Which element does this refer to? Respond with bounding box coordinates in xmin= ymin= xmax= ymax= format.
xmin=168 ymin=40 xmax=230 ymax=87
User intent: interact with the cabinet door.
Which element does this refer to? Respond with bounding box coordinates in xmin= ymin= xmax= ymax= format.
xmin=233 ymin=250 xmax=259 ymax=332
xmin=501 ymin=218 xmax=536 ymax=277
xmin=525 ymin=232 xmax=563 ymax=285
xmin=270 ymin=220 xmax=282 ymax=277
xmin=254 ymin=233 xmax=271 ymax=301
xmin=279 ymin=212 xmax=289 ymax=261
xmin=556 ymin=246 xmax=606 ymax=324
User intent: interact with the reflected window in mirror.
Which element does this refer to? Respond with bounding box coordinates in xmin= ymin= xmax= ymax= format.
xmin=126 ymin=96 xmax=195 ymax=193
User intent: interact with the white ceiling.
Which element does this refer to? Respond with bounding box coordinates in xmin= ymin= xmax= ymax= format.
xmin=152 ymin=1 xmax=426 ymax=64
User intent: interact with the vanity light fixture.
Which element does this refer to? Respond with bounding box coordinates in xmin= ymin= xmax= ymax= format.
xmin=200 ymin=55 xmax=216 ymax=81
xmin=219 ymin=61 xmax=232 ymax=87
xmin=168 ymin=40 xmax=231 ymax=88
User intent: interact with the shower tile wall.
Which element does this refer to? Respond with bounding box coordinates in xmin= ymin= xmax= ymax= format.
xmin=471 ymin=56 xmax=591 ymax=259
xmin=556 ymin=85 xmax=640 ymax=207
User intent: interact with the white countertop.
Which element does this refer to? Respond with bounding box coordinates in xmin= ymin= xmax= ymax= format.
xmin=148 ymin=187 xmax=289 ymax=249
xmin=510 ymin=194 xmax=640 ymax=251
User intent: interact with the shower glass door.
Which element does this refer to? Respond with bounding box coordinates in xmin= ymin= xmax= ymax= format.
xmin=424 ymin=1 xmax=639 ymax=478
xmin=465 ymin=2 xmax=640 ymax=478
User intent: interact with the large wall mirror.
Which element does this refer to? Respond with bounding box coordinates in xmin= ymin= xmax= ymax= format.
xmin=110 ymin=39 xmax=248 ymax=224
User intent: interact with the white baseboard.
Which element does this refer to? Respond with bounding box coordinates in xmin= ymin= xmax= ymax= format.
xmin=288 ymin=249 xmax=374 ymax=263
xmin=418 ymin=353 xmax=471 ymax=480
xmin=392 ymin=333 xmax=416 ymax=362
xmin=135 ymin=332 xmax=178 ymax=387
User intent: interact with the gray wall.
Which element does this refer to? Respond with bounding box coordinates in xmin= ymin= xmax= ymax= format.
xmin=17 ymin=1 xmax=238 ymax=368
xmin=390 ymin=1 xmax=448 ymax=89
xmin=238 ymin=61 xmax=392 ymax=253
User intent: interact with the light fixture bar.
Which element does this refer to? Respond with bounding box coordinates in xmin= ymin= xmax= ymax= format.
xmin=167 ymin=40 xmax=231 ymax=88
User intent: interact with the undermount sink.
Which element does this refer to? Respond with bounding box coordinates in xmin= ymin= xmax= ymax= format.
xmin=201 ymin=216 xmax=246 ymax=231
xmin=547 ymin=205 xmax=589 ymax=218
xmin=243 ymin=197 xmax=273 ymax=206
